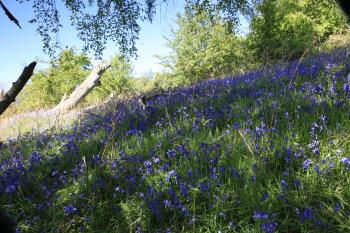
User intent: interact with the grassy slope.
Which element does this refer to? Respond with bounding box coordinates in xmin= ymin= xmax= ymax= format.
xmin=1 ymin=49 xmax=350 ymax=233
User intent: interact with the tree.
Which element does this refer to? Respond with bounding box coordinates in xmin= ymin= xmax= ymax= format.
xmin=2 ymin=0 xmax=255 ymax=58
xmin=159 ymin=5 xmax=247 ymax=85
xmin=248 ymin=0 xmax=348 ymax=64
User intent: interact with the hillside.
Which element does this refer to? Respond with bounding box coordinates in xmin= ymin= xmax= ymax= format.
xmin=1 ymin=49 xmax=350 ymax=232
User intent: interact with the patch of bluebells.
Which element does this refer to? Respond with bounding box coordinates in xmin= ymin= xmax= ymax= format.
xmin=1 ymin=49 xmax=350 ymax=232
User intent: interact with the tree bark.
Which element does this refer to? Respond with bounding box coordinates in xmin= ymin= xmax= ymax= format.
xmin=50 ymin=63 xmax=110 ymax=113
xmin=0 ymin=62 xmax=36 ymax=115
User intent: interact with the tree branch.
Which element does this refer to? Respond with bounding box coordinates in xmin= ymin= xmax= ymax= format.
xmin=0 ymin=62 xmax=37 ymax=115
xmin=50 ymin=63 xmax=111 ymax=113
xmin=0 ymin=0 xmax=21 ymax=29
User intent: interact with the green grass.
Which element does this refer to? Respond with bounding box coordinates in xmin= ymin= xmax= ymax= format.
xmin=1 ymin=50 xmax=350 ymax=232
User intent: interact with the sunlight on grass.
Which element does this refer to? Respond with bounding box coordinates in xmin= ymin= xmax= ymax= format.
xmin=1 ymin=49 xmax=350 ymax=232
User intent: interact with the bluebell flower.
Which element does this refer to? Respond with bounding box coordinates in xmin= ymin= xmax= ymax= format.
xmin=253 ymin=211 xmax=269 ymax=220
xmin=163 ymin=200 xmax=172 ymax=208
xmin=281 ymin=179 xmax=288 ymax=189
xmin=327 ymin=161 xmax=334 ymax=170
xmin=64 ymin=205 xmax=78 ymax=215
xmin=179 ymin=182 xmax=188 ymax=196
xmin=166 ymin=149 xmax=176 ymax=158
xmin=294 ymin=178 xmax=302 ymax=189
xmin=143 ymin=160 xmax=153 ymax=174
xmin=251 ymin=175 xmax=256 ymax=183
xmin=29 ymin=151 xmax=42 ymax=166
xmin=261 ymin=221 xmax=278 ymax=233
xmin=302 ymin=159 xmax=312 ymax=170
xmin=341 ymin=157 xmax=350 ymax=165
xmin=314 ymin=165 xmax=320 ymax=175
xmin=334 ymin=203 xmax=342 ymax=213
xmin=92 ymin=154 xmax=101 ymax=166
xmin=260 ymin=193 xmax=269 ymax=204
xmin=343 ymin=83 xmax=350 ymax=92
xmin=167 ymin=170 xmax=176 ymax=182
xmin=6 ymin=183 xmax=17 ymax=194
xmin=199 ymin=181 xmax=210 ymax=193
xmin=284 ymin=112 xmax=289 ymax=118
xmin=228 ymin=221 xmax=236 ymax=229
xmin=303 ymin=208 xmax=313 ymax=220
xmin=152 ymin=156 xmax=160 ymax=164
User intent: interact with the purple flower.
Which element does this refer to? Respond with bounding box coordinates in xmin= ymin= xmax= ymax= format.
xmin=284 ymin=112 xmax=289 ymax=118
xmin=281 ymin=179 xmax=288 ymax=189
xmin=179 ymin=182 xmax=188 ymax=196
xmin=260 ymin=193 xmax=269 ymax=204
xmin=166 ymin=170 xmax=176 ymax=182
xmin=143 ymin=160 xmax=153 ymax=174
xmin=303 ymin=208 xmax=313 ymax=220
xmin=341 ymin=157 xmax=350 ymax=165
xmin=302 ymin=159 xmax=312 ymax=170
xmin=253 ymin=211 xmax=269 ymax=220
xmin=334 ymin=203 xmax=342 ymax=213
xmin=261 ymin=221 xmax=278 ymax=233
xmin=343 ymin=83 xmax=350 ymax=92
xmin=6 ymin=183 xmax=17 ymax=194
xmin=314 ymin=165 xmax=320 ymax=175
xmin=29 ymin=151 xmax=42 ymax=166
xmin=64 ymin=205 xmax=78 ymax=215
xmin=199 ymin=181 xmax=210 ymax=193
xmin=163 ymin=200 xmax=172 ymax=208
xmin=166 ymin=149 xmax=176 ymax=158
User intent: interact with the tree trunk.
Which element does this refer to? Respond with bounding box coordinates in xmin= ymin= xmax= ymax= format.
xmin=0 ymin=62 xmax=36 ymax=115
xmin=50 ymin=63 xmax=110 ymax=113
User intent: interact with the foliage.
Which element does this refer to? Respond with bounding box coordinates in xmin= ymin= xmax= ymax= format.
xmin=18 ymin=50 xmax=133 ymax=111
xmin=19 ymin=49 xmax=91 ymax=111
xmin=87 ymin=55 xmax=134 ymax=103
xmin=317 ymin=32 xmax=350 ymax=52
xmin=2 ymin=49 xmax=350 ymax=232
xmin=160 ymin=6 xmax=248 ymax=85
xmin=12 ymin=0 xmax=253 ymax=58
xmin=248 ymin=0 xmax=348 ymax=64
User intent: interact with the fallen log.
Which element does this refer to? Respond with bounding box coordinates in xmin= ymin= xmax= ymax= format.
xmin=50 ymin=63 xmax=110 ymax=114
xmin=0 ymin=62 xmax=36 ymax=115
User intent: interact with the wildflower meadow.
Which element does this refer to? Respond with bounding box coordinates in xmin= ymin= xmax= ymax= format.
xmin=2 ymin=49 xmax=350 ymax=232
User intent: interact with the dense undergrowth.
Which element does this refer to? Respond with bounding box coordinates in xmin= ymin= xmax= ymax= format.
xmin=2 ymin=49 xmax=350 ymax=232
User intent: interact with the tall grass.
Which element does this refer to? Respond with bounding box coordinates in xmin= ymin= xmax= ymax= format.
xmin=1 ymin=49 xmax=350 ymax=232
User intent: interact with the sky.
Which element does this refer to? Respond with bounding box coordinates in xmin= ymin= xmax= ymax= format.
xmin=0 ymin=0 xmax=186 ymax=90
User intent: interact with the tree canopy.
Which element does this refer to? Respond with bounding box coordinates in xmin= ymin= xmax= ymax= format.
xmin=248 ymin=0 xmax=348 ymax=64
xmin=159 ymin=5 xmax=248 ymax=85
xmin=2 ymin=0 xmax=256 ymax=58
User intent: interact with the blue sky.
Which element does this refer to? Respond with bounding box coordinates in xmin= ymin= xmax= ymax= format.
xmin=0 ymin=0 xmax=185 ymax=90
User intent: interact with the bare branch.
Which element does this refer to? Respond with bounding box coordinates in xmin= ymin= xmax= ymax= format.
xmin=50 ymin=63 xmax=111 ymax=114
xmin=0 ymin=0 xmax=21 ymax=29
xmin=0 ymin=62 xmax=37 ymax=115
